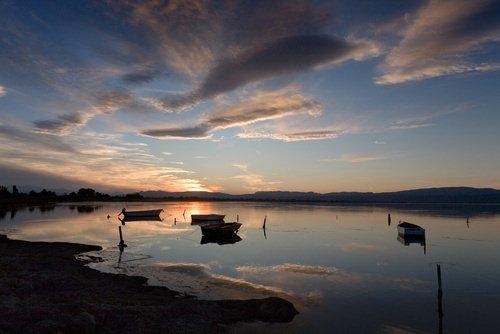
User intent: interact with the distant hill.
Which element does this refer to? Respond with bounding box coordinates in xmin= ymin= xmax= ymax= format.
xmin=140 ymin=187 xmax=500 ymax=203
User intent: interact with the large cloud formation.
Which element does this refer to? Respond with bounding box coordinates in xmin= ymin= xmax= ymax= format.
xmin=141 ymin=87 xmax=322 ymax=139
xmin=377 ymin=0 xmax=500 ymax=84
xmin=159 ymin=34 xmax=378 ymax=110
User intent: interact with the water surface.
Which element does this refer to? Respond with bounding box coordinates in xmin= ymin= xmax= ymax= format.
xmin=2 ymin=202 xmax=500 ymax=333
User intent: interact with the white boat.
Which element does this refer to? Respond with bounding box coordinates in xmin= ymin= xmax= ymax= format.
xmin=120 ymin=208 xmax=163 ymax=218
xmin=191 ymin=214 xmax=225 ymax=223
xmin=397 ymin=222 xmax=425 ymax=236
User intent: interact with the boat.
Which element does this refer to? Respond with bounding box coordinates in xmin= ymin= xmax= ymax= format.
xmin=191 ymin=214 xmax=225 ymax=223
xmin=200 ymin=222 xmax=241 ymax=237
xmin=397 ymin=222 xmax=425 ymax=236
xmin=119 ymin=208 xmax=163 ymax=218
xmin=119 ymin=216 xmax=163 ymax=223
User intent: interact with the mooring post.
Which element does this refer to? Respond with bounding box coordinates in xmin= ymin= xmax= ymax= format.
xmin=174 ymin=217 xmax=177 ymax=225
xmin=118 ymin=226 xmax=127 ymax=248
xmin=437 ymin=264 xmax=443 ymax=334
xmin=263 ymin=216 xmax=267 ymax=229
xmin=237 ymin=214 xmax=239 ymax=222
xmin=388 ymin=213 xmax=391 ymax=226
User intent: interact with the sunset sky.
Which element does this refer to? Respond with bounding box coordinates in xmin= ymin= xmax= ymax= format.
xmin=1 ymin=0 xmax=499 ymax=193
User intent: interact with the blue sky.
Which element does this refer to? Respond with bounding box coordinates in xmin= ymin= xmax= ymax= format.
xmin=1 ymin=0 xmax=499 ymax=193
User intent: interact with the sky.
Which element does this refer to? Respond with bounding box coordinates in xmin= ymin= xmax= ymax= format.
xmin=0 ymin=0 xmax=499 ymax=193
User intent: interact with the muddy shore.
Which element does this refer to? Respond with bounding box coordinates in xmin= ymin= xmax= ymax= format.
xmin=0 ymin=234 xmax=298 ymax=333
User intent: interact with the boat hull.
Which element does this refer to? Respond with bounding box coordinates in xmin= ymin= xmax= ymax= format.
xmin=201 ymin=222 xmax=241 ymax=237
xmin=191 ymin=214 xmax=225 ymax=222
xmin=397 ymin=224 xmax=425 ymax=236
xmin=122 ymin=209 xmax=163 ymax=218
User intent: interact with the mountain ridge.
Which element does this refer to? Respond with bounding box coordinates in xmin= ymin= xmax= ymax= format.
xmin=139 ymin=187 xmax=500 ymax=203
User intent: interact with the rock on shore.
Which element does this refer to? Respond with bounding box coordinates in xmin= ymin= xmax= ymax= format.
xmin=0 ymin=234 xmax=298 ymax=333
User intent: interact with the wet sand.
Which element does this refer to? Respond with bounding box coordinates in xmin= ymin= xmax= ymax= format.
xmin=0 ymin=234 xmax=297 ymax=333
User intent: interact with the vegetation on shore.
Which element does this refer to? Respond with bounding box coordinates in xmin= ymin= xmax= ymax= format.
xmin=0 ymin=185 xmax=144 ymax=204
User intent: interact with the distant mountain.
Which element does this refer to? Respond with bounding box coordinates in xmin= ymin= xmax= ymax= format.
xmin=140 ymin=187 xmax=500 ymax=203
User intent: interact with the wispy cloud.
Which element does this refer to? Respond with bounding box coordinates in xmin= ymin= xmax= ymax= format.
xmin=376 ymin=0 xmax=500 ymax=84
xmin=141 ymin=86 xmax=322 ymax=139
xmin=232 ymin=164 xmax=249 ymax=173
xmin=237 ymin=129 xmax=343 ymax=142
xmin=230 ymin=163 xmax=280 ymax=192
xmin=33 ymin=90 xmax=164 ymax=135
xmin=320 ymin=153 xmax=387 ymax=164
xmin=389 ymin=105 xmax=468 ymax=130
xmin=0 ymin=124 xmax=215 ymax=192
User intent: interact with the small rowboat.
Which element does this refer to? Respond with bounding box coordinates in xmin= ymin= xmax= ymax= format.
xmin=120 ymin=209 xmax=163 ymax=219
xmin=191 ymin=214 xmax=225 ymax=223
xmin=201 ymin=222 xmax=241 ymax=237
xmin=120 ymin=216 xmax=163 ymax=223
xmin=397 ymin=222 xmax=425 ymax=236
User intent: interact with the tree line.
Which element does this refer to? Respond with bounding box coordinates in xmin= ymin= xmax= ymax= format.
xmin=0 ymin=185 xmax=144 ymax=203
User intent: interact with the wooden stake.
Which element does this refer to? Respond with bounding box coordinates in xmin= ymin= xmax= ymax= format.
xmin=237 ymin=214 xmax=239 ymax=222
xmin=437 ymin=264 xmax=443 ymax=334
xmin=263 ymin=216 xmax=267 ymax=229
xmin=388 ymin=213 xmax=391 ymax=226
xmin=118 ymin=226 xmax=127 ymax=248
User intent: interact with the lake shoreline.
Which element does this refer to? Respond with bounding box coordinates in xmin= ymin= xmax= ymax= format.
xmin=0 ymin=234 xmax=298 ymax=333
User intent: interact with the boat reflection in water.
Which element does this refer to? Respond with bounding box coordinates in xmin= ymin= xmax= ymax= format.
xmin=200 ymin=233 xmax=242 ymax=245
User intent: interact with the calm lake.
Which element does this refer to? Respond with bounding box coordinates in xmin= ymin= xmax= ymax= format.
xmin=2 ymin=202 xmax=500 ymax=333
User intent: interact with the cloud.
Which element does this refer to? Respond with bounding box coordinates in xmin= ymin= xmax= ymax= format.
xmin=33 ymin=90 xmax=166 ymax=135
xmin=232 ymin=164 xmax=248 ymax=173
xmin=320 ymin=153 xmax=387 ymax=163
xmin=389 ymin=120 xmax=434 ymax=130
xmin=230 ymin=163 xmax=281 ymax=192
xmin=0 ymin=86 xmax=6 ymax=97
xmin=111 ymin=0 xmax=335 ymax=81
xmin=0 ymin=124 xmax=215 ymax=192
xmin=389 ymin=105 xmax=468 ymax=130
xmin=377 ymin=0 xmax=500 ymax=84
xmin=141 ymin=86 xmax=322 ymax=139
xmin=237 ymin=129 xmax=343 ymax=142
xmin=33 ymin=112 xmax=92 ymax=135
xmin=0 ymin=124 xmax=78 ymax=153
xmin=159 ymin=34 xmax=379 ymax=110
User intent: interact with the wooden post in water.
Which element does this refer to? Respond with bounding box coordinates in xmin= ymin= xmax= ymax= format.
xmin=237 ymin=214 xmax=239 ymax=222
xmin=388 ymin=213 xmax=391 ymax=226
xmin=174 ymin=217 xmax=177 ymax=225
xmin=437 ymin=264 xmax=443 ymax=334
xmin=263 ymin=216 xmax=267 ymax=229
xmin=118 ymin=226 xmax=127 ymax=247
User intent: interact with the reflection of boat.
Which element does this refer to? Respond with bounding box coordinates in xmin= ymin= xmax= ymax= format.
xmin=200 ymin=222 xmax=242 ymax=237
xmin=201 ymin=234 xmax=242 ymax=245
xmin=191 ymin=214 xmax=225 ymax=223
xmin=120 ymin=209 xmax=163 ymax=219
xmin=397 ymin=222 xmax=425 ymax=236
xmin=397 ymin=233 xmax=426 ymax=254
xmin=397 ymin=234 xmax=426 ymax=246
